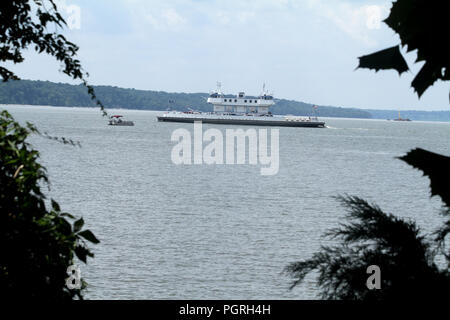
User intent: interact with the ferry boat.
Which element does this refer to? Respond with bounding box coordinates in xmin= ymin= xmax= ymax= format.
xmin=157 ymin=84 xmax=325 ymax=128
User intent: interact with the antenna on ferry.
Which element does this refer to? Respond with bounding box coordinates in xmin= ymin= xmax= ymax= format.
xmin=216 ymin=81 xmax=222 ymax=94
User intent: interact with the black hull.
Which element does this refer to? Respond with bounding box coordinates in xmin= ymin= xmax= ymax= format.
xmin=157 ymin=116 xmax=325 ymax=128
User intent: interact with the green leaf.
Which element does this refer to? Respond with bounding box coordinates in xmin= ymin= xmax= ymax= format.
xmin=357 ymin=45 xmax=409 ymax=75
xmin=75 ymin=245 xmax=93 ymax=263
xmin=411 ymin=62 xmax=441 ymax=98
xmin=59 ymin=218 xmax=73 ymax=235
xmin=74 ymin=218 xmax=84 ymax=233
xmin=78 ymin=230 xmax=100 ymax=244
xmin=51 ymin=199 xmax=60 ymax=212
xmin=61 ymin=212 xmax=75 ymax=219
xmin=399 ymin=148 xmax=450 ymax=207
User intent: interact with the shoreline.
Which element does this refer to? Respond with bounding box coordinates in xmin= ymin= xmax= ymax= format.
xmin=2 ymin=104 xmax=450 ymax=123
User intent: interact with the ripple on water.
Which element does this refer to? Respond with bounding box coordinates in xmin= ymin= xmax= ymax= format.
xmin=3 ymin=105 xmax=450 ymax=299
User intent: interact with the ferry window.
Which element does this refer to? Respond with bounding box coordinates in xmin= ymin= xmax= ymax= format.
xmin=244 ymin=100 xmax=247 ymax=103
xmin=234 ymin=99 xmax=237 ymax=102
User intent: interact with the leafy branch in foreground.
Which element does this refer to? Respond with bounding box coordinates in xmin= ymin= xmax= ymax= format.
xmin=293 ymin=0 xmax=450 ymax=302
xmin=285 ymin=149 xmax=450 ymax=300
xmin=0 ymin=0 xmax=107 ymax=116
xmin=357 ymin=0 xmax=449 ymax=99
xmin=0 ymin=110 xmax=99 ymax=299
xmin=399 ymin=148 xmax=450 ymax=264
xmin=1 ymin=1 xmax=106 ymax=299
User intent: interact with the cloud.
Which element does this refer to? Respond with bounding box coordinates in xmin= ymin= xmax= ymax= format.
xmin=124 ymin=1 xmax=187 ymax=31
xmin=53 ymin=0 xmax=82 ymax=30
xmin=146 ymin=9 xmax=186 ymax=30
xmin=215 ymin=10 xmax=256 ymax=25
xmin=144 ymin=8 xmax=186 ymax=30
xmin=162 ymin=8 xmax=187 ymax=27
xmin=123 ymin=0 xmax=297 ymax=28
xmin=307 ymin=0 xmax=389 ymax=46
xmin=365 ymin=5 xmax=384 ymax=30
xmin=18 ymin=0 xmax=447 ymax=109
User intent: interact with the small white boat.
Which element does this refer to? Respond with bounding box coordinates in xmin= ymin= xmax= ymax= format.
xmin=108 ymin=115 xmax=134 ymax=126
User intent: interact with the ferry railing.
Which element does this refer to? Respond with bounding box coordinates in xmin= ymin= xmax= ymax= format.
xmin=162 ymin=112 xmax=322 ymax=122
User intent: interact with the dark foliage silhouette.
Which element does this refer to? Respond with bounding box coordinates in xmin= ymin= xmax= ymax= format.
xmin=0 ymin=0 xmax=102 ymax=299
xmin=400 ymin=149 xmax=450 ymax=262
xmin=286 ymin=1 xmax=450 ymax=300
xmin=285 ymin=193 xmax=449 ymax=300
xmin=286 ymin=151 xmax=450 ymax=300
xmin=0 ymin=111 xmax=99 ymax=299
xmin=357 ymin=0 xmax=449 ymax=99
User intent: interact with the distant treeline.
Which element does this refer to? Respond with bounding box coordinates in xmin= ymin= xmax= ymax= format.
xmin=0 ymin=80 xmax=373 ymax=118
xmin=2 ymin=80 xmax=448 ymax=121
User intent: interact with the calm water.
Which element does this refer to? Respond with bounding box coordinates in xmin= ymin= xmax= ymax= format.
xmin=3 ymin=105 xmax=450 ymax=299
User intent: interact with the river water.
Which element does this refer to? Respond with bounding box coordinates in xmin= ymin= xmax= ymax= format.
xmin=3 ymin=105 xmax=449 ymax=299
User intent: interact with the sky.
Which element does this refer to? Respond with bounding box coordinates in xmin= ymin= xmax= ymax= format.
xmin=8 ymin=0 xmax=449 ymax=110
